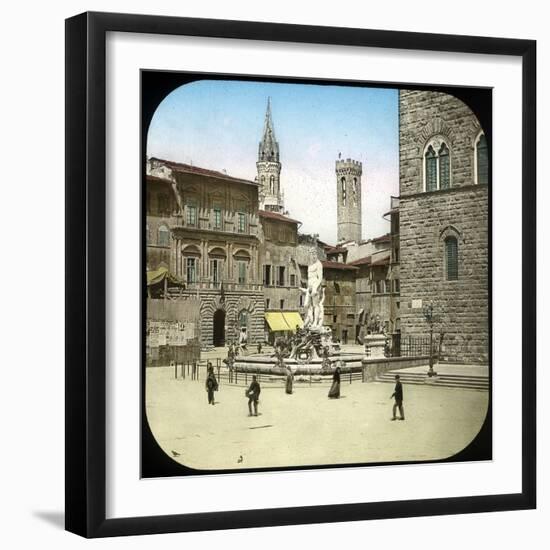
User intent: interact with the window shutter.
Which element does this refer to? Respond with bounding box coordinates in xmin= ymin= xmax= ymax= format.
xmin=425 ymin=146 xmax=437 ymax=191
xmin=445 ymin=238 xmax=458 ymax=281
xmin=439 ymin=143 xmax=450 ymax=189
xmin=477 ymin=134 xmax=488 ymax=185
xmin=158 ymin=226 xmax=170 ymax=247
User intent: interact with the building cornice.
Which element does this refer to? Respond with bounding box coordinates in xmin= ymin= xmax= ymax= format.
xmin=400 ymin=183 xmax=489 ymax=200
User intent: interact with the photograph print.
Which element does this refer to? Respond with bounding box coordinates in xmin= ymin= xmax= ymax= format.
xmin=142 ymin=72 xmax=491 ymax=477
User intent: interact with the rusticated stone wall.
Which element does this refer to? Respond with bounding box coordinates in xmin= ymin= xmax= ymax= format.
xmin=197 ymin=290 xmax=265 ymax=349
xmin=399 ymin=90 xmax=484 ymax=195
xmin=398 ymin=90 xmax=489 ymax=363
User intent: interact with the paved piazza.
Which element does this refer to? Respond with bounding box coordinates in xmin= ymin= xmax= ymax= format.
xmin=146 ymin=365 xmax=489 ymax=471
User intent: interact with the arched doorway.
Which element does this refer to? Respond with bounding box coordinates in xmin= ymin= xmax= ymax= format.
xmin=213 ymin=309 xmax=225 ymax=347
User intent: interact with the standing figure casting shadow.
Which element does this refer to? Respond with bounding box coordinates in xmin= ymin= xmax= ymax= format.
xmin=328 ymin=366 xmax=341 ymax=399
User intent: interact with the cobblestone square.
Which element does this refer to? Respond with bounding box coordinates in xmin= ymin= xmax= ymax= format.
xmin=146 ymin=366 xmax=489 ymax=471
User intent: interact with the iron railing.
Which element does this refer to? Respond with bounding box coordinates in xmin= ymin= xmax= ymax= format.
xmin=391 ymin=334 xmax=433 ymax=357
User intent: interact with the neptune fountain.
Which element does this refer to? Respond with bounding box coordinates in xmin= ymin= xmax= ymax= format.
xmin=230 ymin=260 xmax=364 ymax=377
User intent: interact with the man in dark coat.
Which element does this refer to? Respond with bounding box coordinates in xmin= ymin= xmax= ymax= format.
xmin=390 ymin=374 xmax=405 ymax=420
xmin=246 ymin=375 xmax=261 ymax=416
xmin=205 ymin=363 xmax=218 ymax=405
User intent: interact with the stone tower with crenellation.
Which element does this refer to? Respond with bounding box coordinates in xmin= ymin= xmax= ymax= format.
xmin=257 ymin=98 xmax=284 ymax=213
xmin=336 ymin=158 xmax=363 ymax=243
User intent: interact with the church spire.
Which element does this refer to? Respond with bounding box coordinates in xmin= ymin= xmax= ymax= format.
xmin=258 ymin=97 xmax=279 ymax=162
xmin=256 ymin=97 xmax=284 ymax=213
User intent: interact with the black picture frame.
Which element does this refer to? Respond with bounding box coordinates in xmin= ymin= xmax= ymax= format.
xmin=65 ymin=11 xmax=536 ymax=538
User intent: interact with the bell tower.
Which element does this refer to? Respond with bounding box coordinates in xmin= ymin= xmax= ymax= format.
xmin=257 ymin=98 xmax=284 ymax=213
xmin=336 ymin=158 xmax=363 ymax=243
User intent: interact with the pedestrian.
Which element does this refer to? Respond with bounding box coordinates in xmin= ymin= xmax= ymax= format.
xmin=246 ymin=375 xmax=261 ymax=416
xmin=205 ymin=363 xmax=218 ymax=405
xmin=390 ymin=374 xmax=405 ymax=420
xmin=328 ymin=366 xmax=341 ymax=399
xmin=257 ymin=341 xmax=262 ymax=354
xmin=285 ymin=367 xmax=294 ymax=395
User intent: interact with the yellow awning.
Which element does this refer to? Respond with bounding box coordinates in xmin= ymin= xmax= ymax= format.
xmin=146 ymin=267 xmax=183 ymax=287
xmin=265 ymin=312 xmax=291 ymax=332
xmin=265 ymin=312 xmax=303 ymax=332
xmin=282 ymin=312 xmax=303 ymax=331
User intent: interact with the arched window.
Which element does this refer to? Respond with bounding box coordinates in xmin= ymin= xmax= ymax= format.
xmin=439 ymin=143 xmax=450 ymax=189
xmin=158 ymin=225 xmax=170 ymax=247
xmin=425 ymin=145 xmax=437 ymax=191
xmin=445 ymin=237 xmax=459 ymax=281
xmin=269 ymin=175 xmax=275 ymax=194
xmin=424 ymin=138 xmax=451 ymax=191
xmin=476 ymin=133 xmax=488 ymax=185
xmin=352 ymin=177 xmax=358 ymax=205
xmin=341 ymin=177 xmax=347 ymax=205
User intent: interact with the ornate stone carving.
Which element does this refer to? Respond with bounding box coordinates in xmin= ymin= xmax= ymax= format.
xmin=301 ymin=260 xmax=324 ymax=330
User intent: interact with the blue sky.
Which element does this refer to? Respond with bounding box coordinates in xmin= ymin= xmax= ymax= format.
xmin=147 ymin=80 xmax=398 ymax=243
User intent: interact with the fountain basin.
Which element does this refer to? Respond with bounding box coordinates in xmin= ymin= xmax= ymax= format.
xmin=232 ymin=353 xmax=364 ymax=375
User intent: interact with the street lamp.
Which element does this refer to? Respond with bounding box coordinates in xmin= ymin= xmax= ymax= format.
xmin=423 ymin=301 xmax=439 ymax=377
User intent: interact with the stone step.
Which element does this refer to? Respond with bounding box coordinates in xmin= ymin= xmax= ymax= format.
xmin=379 ymin=371 xmax=488 ymax=379
xmin=378 ymin=380 xmax=488 ymax=390
xmin=379 ymin=372 xmax=488 ymax=381
xmin=377 ymin=373 xmax=489 ymax=390
xmin=379 ymin=373 xmax=488 ymax=382
xmin=378 ymin=378 xmax=489 ymax=388
xmin=379 ymin=371 xmax=488 ymax=380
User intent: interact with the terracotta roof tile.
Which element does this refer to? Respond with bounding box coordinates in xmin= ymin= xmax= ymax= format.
xmin=371 ymin=233 xmax=391 ymax=243
xmin=371 ymin=256 xmax=390 ymax=266
xmin=321 ymin=260 xmax=358 ymax=271
xmin=349 ymin=255 xmax=372 ymax=266
xmin=149 ymin=157 xmax=258 ymax=187
xmin=259 ymin=210 xmax=300 ymax=224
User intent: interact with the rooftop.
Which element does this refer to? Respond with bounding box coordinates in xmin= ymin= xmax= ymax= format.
xmin=321 ymin=260 xmax=358 ymax=271
xmin=349 ymin=255 xmax=372 ymax=266
xmin=324 ymin=245 xmax=348 ymax=254
xmin=259 ymin=209 xmax=301 ymax=225
xmin=371 ymin=233 xmax=391 ymax=244
xmin=149 ymin=157 xmax=258 ymax=187
xmin=371 ymin=254 xmax=391 ymax=266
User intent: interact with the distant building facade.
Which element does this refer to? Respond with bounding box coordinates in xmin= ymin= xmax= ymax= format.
xmin=321 ymin=261 xmax=358 ymax=344
xmin=146 ymin=158 xmax=265 ymax=349
xmin=146 ymin=171 xmax=176 ymax=272
xmin=397 ymin=90 xmax=489 ymax=363
xmin=331 ymin=231 xmax=398 ymax=344
xmin=258 ymin=209 xmax=303 ymax=341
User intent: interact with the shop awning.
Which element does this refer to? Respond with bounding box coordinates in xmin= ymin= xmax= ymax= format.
xmin=282 ymin=311 xmax=303 ymax=330
xmin=146 ymin=267 xmax=182 ymax=287
xmin=265 ymin=312 xmax=290 ymax=332
xmin=265 ymin=312 xmax=303 ymax=332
